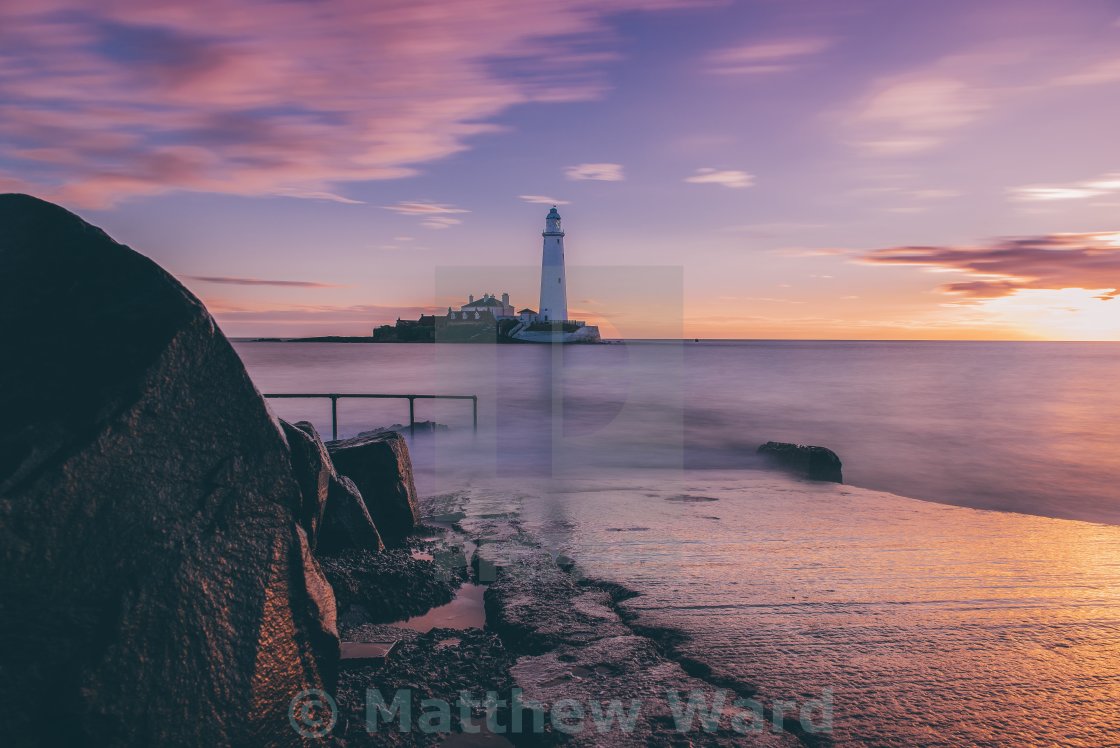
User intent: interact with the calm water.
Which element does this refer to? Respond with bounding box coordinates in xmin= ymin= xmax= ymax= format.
xmin=235 ymin=340 xmax=1120 ymax=745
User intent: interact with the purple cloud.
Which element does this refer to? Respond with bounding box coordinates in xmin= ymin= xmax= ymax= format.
xmin=185 ymin=276 xmax=343 ymax=288
xmin=0 ymin=0 xmax=690 ymax=207
xmin=861 ymin=233 xmax=1120 ymax=300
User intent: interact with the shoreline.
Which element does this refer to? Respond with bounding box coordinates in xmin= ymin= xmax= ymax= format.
xmin=330 ymin=493 xmax=823 ymax=746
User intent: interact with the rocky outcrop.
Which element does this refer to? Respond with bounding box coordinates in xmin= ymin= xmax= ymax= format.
xmin=757 ymin=441 xmax=843 ymax=483
xmin=327 ymin=432 xmax=419 ymax=546
xmin=478 ymin=542 xmax=799 ymax=746
xmin=0 ymin=194 xmax=337 ymax=746
xmin=281 ymin=420 xmax=385 ymax=555
xmin=335 ymin=628 xmax=516 ymax=748
xmin=319 ymin=474 xmax=385 ymax=555
xmin=294 ymin=525 xmax=342 ymax=691
xmin=281 ymin=420 xmax=332 ymax=545
xmin=319 ymin=548 xmax=458 ymax=625
xmin=486 ymin=551 xmax=631 ymax=654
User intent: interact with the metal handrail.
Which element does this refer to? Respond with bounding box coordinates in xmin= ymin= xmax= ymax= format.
xmin=263 ymin=392 xmax=478 ymax=440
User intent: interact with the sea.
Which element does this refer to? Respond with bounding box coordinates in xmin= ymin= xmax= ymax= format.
xmin=234 ymin=340 xmax=1120 ymax=746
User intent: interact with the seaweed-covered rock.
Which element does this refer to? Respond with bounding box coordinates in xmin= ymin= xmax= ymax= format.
xmin=757 ymin=441 xmax=843 ymax=483
xmin=0 ymin=194 xmax=337 ymax=746
xmin=327 ymin=432 xmax=419 ymax=546
xmin=319 ymin=474 xmax=385 ymax=555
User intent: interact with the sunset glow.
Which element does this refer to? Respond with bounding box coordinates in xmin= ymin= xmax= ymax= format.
xmin=2 ymin=0 xmax=1119 ymax=339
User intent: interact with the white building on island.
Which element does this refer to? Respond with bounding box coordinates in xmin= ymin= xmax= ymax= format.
xmin=439 ymin=207 xmax=600 ymax=342
xmin=538 ymin=206 xmax=567 ymax=322
xmin=447 ymin=292 xmax=514 ymax=320
xmin=511 ymin=206 xmax=600 ymax=343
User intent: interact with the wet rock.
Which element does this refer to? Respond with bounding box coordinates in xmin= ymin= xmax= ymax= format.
xmin=327 ymin=432 xmax=420 ymax=546
xmin=335 ymin=628 xmax=516 ymax=747
xmin=318 ymin=548 xmax=460 ymax=624
xmin=356 ymin=420 xmax=450 ymax=438
xmin=295 ymin=525 xmax=342 ymax=691
xmin=0 ymin=194 xmax=337 ymax=745
xmin=757 ymin=441 xmax=843 ymax=483
xmin=280 ymin=419 xmax=332 ymax=545
xmin=482 ymin=552 xmax=799 ymax=746
xmin=318 ymin=473 xmax=385 ymax=555
xmin=511 ymin=634 xmax=798 ymax=747
xmin=485 ymin=551 xmax=631 ymax=654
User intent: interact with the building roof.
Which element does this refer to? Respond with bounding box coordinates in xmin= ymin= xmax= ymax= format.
xmin=518 ymin=308 xmax=536 ymax=314
xmin=547 ymin=206 xmax=560 ymax=219
xmin=463 ymin=296 xmax=504 ymax=308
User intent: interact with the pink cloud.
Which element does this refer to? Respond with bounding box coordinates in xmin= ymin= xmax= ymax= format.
xmin=860 ymin=233 xmax=1120 ymax=301
xmin=0 ymin=0 xmax=690 ymax=207
xmin=705 ymin=37 xmax=830 ymax=75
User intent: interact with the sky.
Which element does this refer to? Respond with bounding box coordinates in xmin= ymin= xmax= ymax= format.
xmin=2 ymin=0 xmax=1120 ymax=339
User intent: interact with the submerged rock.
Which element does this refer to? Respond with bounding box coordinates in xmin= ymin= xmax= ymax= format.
xmin=327 ymin=432 xmax=420 ymax=546
xmin=0 ymin=194 xmax=337 ymax=745
xmin=319 ymin=473 xmax=385 ymax=555
xmin=757 ymin=441 xmax=844 ymax=483
xmin=356 ymin=420 xmax=450 ymax=438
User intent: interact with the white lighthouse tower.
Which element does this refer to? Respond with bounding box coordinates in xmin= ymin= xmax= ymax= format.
xmin=538 ymin=206 xmax=568 ymax=322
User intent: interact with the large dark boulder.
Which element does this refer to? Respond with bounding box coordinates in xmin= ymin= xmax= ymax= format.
xmin=757 ymin=441 xmax=843 ymax=483
xmin=318 ymin=474 xmax=385 ymax=555
xmin=0 ymin=194 xmax=338 ymax=746
xmin=326 ymin=432 xmax=419 ymax=546
xmin=280 ymin=420 xmax=333 ymax=546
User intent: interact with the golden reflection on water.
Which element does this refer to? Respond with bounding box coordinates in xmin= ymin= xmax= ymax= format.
xmin=497 ymin=473 xmax=1120 ymax=747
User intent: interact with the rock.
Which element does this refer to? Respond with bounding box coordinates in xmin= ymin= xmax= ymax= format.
xmin=280 ymin=420 xmax=332 ymax=545
xmin=334 ymin=628 xmax=516 ymax=747
xmin=326 ymin=432 xmax=419 ymax=546
xmin=355 ymin=420 xmax=450 ymax=438
xmin=482 ymin=552 xmax=799 ymax=746
xmin=485 ymin=551 xmax=631 ymax=655
xmin=757 ymin=441 xmax=843 ymax=483
xmin=0 ymin=194 xmax=337 ymax=745
xmin=294 ymin=525 xmax=342 ymax=691
xmin=281 ymin=421 xmax=385 ymax=555
xmin=318 ymin=548 xmax=458 ymax=624
xmin=318 ymin=474 xmax=385 ymax=555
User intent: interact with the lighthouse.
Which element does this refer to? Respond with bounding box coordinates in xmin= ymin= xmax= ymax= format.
xmin=538 ymin=206 xmax=568 ymax=322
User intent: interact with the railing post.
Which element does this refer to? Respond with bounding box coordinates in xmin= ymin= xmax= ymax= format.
xmin=408 ymin=396 xmax=415 ymax=439
xmin=472 ymin=396 xmax=478 ymax=434
xmin=330 ymin=395 xmax=338 ymax=441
